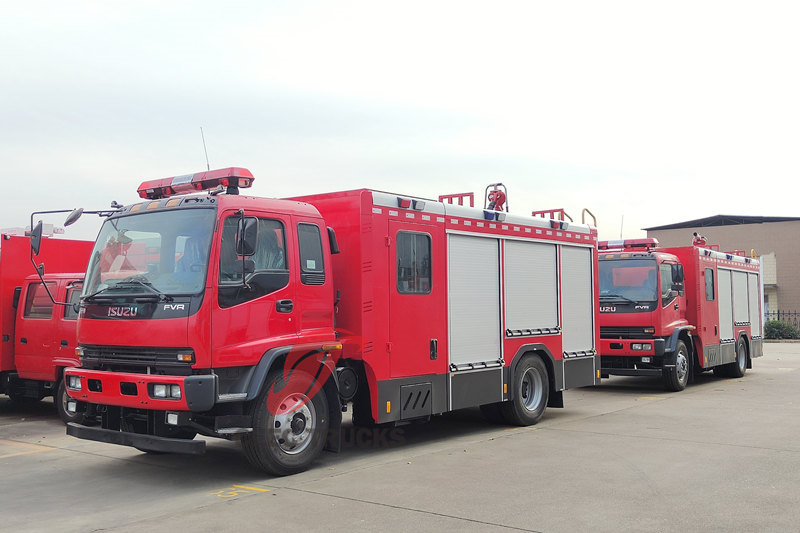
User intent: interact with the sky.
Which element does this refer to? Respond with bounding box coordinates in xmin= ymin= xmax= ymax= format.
xmin=2 ymin=1 xmax=798 ymax=243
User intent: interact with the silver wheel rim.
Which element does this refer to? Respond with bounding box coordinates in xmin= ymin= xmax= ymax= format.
xmin=521 ymin=367 xmax=544 ymax=411
xmin=272 ymin=393 xmax=316 ymax=455
xmin=676 ymin=350 xmax=688 ymax=384
xmin=738 ymin=344 xmax=747 ymax=372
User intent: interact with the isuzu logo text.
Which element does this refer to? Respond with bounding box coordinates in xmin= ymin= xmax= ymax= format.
xmin=108 ymin=306 xmax=138 ymax=317
xmin=599 ymin=306 xmax=616 ymax=312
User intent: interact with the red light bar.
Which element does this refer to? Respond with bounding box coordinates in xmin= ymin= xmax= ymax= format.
xmin=598 ymin=238 xmax=659 ymax=251
xmin=137 ymin=167 xmax=255 ymax=199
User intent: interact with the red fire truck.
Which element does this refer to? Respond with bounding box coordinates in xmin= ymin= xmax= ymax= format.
xmin=597 ymin=238 xmax=763 ymax=391
xmin=54 ymin=167 xmax=600 ymax=475
xmin=0 ymin=234 xmax=93 ymax=421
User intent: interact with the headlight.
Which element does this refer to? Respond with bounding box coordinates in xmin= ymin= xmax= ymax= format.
xmin=170 ymin=385 xmax=181 ymax=399
xmin=153 ymin=384 xmax=168 ymax=398
xmin=66 ymin=375 xmax=82 ymax=391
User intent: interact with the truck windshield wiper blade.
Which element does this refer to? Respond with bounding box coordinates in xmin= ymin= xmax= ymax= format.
xmin=599 ymin=293 xmax=637 ymax=304
xmin=114 ymin=277 xmax=173 ymax=302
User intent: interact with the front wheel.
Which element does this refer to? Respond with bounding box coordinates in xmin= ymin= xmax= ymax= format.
xmin=501 ymin=355 xmax=549 ymax=426
xmin=55 ymin=378 xmax=85 ymax=425
xmin=663 ymin=340 xmax=690 ymax=392
xmin=242 ymin=370 xmax=329 ymax=476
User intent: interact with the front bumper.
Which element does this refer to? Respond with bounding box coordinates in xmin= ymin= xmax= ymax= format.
xmin=66 ymin=422 xmax=206 ymax=454
xmin=64 ymin=368 xmax=216 ymax=412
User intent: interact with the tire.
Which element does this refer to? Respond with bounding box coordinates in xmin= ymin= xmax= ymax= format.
xmin=55 ymin=378 xmax=85 ymax=425
xmin=663 ymin=340 xmax=690 ymax=392
xmin=501 ymin=355 xmax=549 ymax=426
xmin=727 ymin=339 xmax=748 ymax=379
xmin=242 ymin=370 xmax=329 ymax=476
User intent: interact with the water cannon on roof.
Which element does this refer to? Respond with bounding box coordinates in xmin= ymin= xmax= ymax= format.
xmin=137 ymin=167 xmax=255 ymax=200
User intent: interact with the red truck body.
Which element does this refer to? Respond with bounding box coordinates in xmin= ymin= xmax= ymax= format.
xmin=63 ymin=168 xmax=600 ymax=475
xmin=598 ymin=238 xmax=763 ymax=390
xmin=0 ymin=234 xmax=92 ymax=419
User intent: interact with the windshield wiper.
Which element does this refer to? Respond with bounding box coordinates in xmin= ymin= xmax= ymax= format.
xmin=114 ymin=277 xmax=174 ymax=302
xmin=599 ymin=293 xmax=638 ymax=304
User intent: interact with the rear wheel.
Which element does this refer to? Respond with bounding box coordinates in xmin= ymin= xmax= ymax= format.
xmin=727 ymin=339 xmax=748 ymax=378
xmin=501 ymin=355 xmax=549 ymax=426
xmin=663 ymin=340 xmax=690 ymax=392
xmin=55 ymin=378 xmax=85 ymax=425
xmin=242 ymin=370 xmax=329 ymax=476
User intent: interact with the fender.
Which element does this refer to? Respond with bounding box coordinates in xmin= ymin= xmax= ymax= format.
xmin=661 ymin=327 xmax=695 ymax=367
xmin=242 ymin=345 xmax=343 ymax=453
xmin=506 ymin=343 xmax=564 ymax=407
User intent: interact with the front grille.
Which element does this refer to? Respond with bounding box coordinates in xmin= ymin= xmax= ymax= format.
xmin=600 ymin=326 xmax=654 ymax=339
xmin=80 ymin=345 xmax=192 ymax=375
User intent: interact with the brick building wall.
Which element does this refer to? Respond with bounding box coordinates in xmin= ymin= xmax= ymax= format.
xmin=646 ymin=219 xmax=800 ymax=314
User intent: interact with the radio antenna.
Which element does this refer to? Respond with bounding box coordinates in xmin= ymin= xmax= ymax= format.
xmin=200 ymin=127 xmax=210 ymax=171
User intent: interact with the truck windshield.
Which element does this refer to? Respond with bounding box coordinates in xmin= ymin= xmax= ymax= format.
xmin=83 ymin=208 xmax=216 ymax=298
xmin=599 ymin=258 xmax=658 ymax=303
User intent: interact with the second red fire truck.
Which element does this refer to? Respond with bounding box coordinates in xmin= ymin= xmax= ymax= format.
xmin=50 ymin=167 xmax=600 ymax=475
xmin=597 ymin=238 xmax=762 ymax=391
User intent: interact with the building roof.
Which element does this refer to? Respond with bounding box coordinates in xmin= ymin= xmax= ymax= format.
xmin=644 ymin=214 xmax=800 ymax=231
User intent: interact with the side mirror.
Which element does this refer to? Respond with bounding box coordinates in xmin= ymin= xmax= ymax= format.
xmin=64 ymin=208 xmax=84 ymax=227
xmin=327 ymin=227 xmax=340 ymax=254
xmin=30 ymin=220 xmax=44 ymax=256
xmin=236 ymin=217 xmax=258 ymax=256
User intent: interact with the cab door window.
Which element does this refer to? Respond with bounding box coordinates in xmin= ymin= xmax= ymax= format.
xmin=218 ymin=216 xmax=289 ymax=308
xmin=64 ymin=283 xmax=83 ymax=320
xmin=298 ymin=223 xmax=325 ymax=285
xmin=660 ymin=263 xmax=676 ymax=306
xmin=23 ymin=283 xmax=55 ymax=319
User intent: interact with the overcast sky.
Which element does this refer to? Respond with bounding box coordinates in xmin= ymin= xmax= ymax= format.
xmin=2 ymin=1 xmax=798 ymax=242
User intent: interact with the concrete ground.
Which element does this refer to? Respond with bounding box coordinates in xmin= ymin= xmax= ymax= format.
xmin=1 ymin=342 xmax=799 ymax=532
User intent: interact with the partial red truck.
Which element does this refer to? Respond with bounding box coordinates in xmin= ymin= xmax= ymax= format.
xmin=597 ymin=238 xmax=763 ymax=391
xmin=53 ymin=168 xmax=600 ymax=475
xmin=0 ymin=234 xmax=93 ymax=421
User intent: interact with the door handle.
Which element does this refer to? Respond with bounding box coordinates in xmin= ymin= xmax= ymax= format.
xmin=276 ymin=299 xmax=294 ymax=313
xmin=430 ymin=339 xmax=438 ymax=360
xmin=674 ymin=304 xmax=679 ymax=310
xmin=20 ymin=337 xmax=27 ymax=345
xmin=61 ymin=340 xmax=69 ymax=347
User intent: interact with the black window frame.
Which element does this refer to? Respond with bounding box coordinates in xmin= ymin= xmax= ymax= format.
xmin=297 ymin=223 xmax=325 ymax=286
xmin=396 ymin=231 xmax=432 ymax=295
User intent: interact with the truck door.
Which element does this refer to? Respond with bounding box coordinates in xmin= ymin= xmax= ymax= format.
xmin=388 ymin=220 xmax=446 ymax=378
xmin=55 ymin=281 xmax=83 ymax=367
xmin=212 ymin=212 xmax=297 ymax=367
xmin=14 ymin=281 xmax=57 ymax=381
xmin=659 ymin=261 xmax=685 ymax=330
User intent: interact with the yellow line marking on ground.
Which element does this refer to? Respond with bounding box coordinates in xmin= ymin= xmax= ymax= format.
xmin=232 ymin=485 xmax=270 ymax=492
xmin=0 ymin=440 xmax=52 ymax=459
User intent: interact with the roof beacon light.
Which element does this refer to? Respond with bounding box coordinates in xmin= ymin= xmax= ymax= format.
xmin=598 ymin=238 xmax=659 ymax=251
xmin=137 ymin=167 xmax=255 ymax=200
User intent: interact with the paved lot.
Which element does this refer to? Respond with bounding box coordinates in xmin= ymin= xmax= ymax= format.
xmin=2 ymin=342 xmax=799 ymax=532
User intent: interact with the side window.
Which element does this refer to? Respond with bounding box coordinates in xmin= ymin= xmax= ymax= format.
xmin=218 ymin=216 xmax=289 ymax=308
xmin=64 ymin=284 xmax=83 ymax=320
xmin=659 ymin=264 xmax=675 ymax=304
xmin=397 ymin=232 xmax=431 ymax=294
xmin=705 ymin=268 xmax=715 ymax=301
xmin=298 ymin=223 xmax=325 ymax=285
xmin=23 ymin=283 xmax=55 ymax=319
